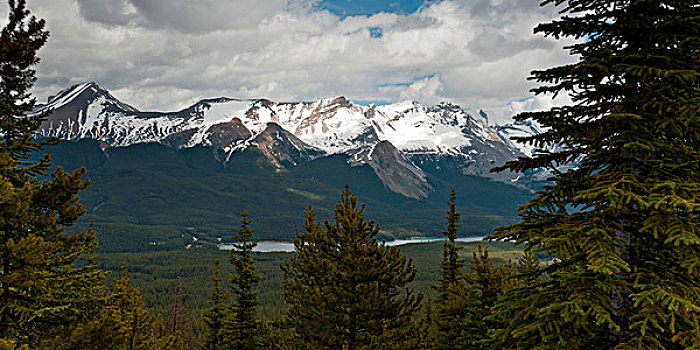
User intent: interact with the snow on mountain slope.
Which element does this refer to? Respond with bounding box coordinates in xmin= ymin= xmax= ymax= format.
xmin=37 ymin=83 xmax=186 ymax=145
xmin=373 ymin=101 xmax=472 ymax=152
xmin=242 ymin=97 xmax=507 ymax=161
xmin=242 ymin=96 xmax=373 ymax=154
xmin=495 ymin=120 xmax=545 ymax=157
xmin=39 ymin=82 xmax=139 ymax=113
xmin=34 ymin=83 xmax=550 ymax=196
xmin=35 ymin=83 xmax=526 ymax=159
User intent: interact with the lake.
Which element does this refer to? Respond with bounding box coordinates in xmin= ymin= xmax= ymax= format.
xmin=220 ymin=236 xmax=486 ymax=252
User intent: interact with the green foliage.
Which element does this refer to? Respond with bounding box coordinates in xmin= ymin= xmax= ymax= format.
xmin=88 ymin=239 xmax=527 ymax=348
xmin=166 ymin=279 xmax=188 ymax=345
xmin=417 ymin=294 xmax=439 ymax=350
xmin=490 ymin=0 xmax=700 ymax=348
xmin=53 ymin=265 xmax=184 ymax=350
xmin=43 ymin=140 xmax=532 ymax=252
xmin=282 ymin=188 xmax=423 ymax=350
xmin=439 ymin=189 xmax=464 ymax=286
xmin=0 ymin=0 xmax=105 ymax=345
xmin=93 ymin=241 xmax=522 ymax=322
xmin=462 ymin=246 xmax=513 ymax=349
xmin=514 ymin=252 xmax=542 ymax=289
xmin=225 ymin=211 xmax=264 ymax=350
xmin=203 ymin=260 xmax=227 ymax=350
xmin=429 ymin=190 xmax=521 ymax=350
xmin=0 ymin=339 xmax=28 ymax=350
xmin=433 ymin=189 xmax=471 ymax=350
xmin=0 ymin=0 xmax=48 ymax=169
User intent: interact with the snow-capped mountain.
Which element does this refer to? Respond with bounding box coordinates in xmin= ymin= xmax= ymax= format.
xmin=35 ymin=83 xmax=543 ymax=198
xmin=495 ymin=119 xmax=552 ymax=157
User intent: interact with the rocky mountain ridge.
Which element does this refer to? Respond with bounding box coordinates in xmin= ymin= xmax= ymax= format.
xmin=35 ymin=83 xmax=545 ymax=198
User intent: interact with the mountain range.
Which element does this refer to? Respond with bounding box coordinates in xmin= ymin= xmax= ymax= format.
xmin=35 ymin=83 xmax=546 ymax=198
xmin=33 ymin=83 xmax=544 ymax=251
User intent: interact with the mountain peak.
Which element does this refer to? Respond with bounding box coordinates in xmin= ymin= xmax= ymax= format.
xmin=40 ymin=82 xmax=139 ymax=114
xmin=319 ymin=96 xmax=352 ymax=108
xmin=251 ymin=122 xmax=324 ymax=168
xmin=196 ymin=97 xmax=239 ymax=106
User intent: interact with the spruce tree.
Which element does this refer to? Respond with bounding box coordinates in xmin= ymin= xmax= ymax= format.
xmin=282 ymin=187 xmax=422 ymax=350
xmin=109 ymin=265 xmax=152 ymax=350
xmin=438 ymin=189 xmax=463 ymax=289
xmin=226 ymin=211 xmax=263 ymax=350
xmin=461 ymin=246 xmax=512 ymax=350
xmin=433 ymin=189 xmax=470 ymax=350
xmin=280 ymin=207 xmax=331 ymax=349
xmin=204 ymin=259 xmax=228 ymax=350
xmin=168 ymin=278 xmax=188 ymax=345
xmin=514 ymin=252 xmax=542 ymax=289
xmin=57 ymin=265 xmax=182 ymax=350
xmin=418 ymin=294 xmax=439 ymax=350
xmin=0 ymin=0 xmax=104 ymax=345
xmin=490 ymin=0 xmax=700 ymax=348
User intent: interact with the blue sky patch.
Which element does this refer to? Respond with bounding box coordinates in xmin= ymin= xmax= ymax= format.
xmin=369 ymin=27 xmax=383 ymax=38
xmin=510 ymin=96 xmax=533 ymax=103
xmin=351 ymin=99 xmax=392 ymax=106
xmin=377 ymin=73 xmax=436 ymax=87
xmin=317 ymin=0 xmax=436 ymax=18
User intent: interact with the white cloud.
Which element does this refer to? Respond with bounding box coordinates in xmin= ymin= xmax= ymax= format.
xmin=505 ymin=93 xmax=573 ymax=121
xmin=378 ymin=75 xmax=445 ymax=106
xmin=4 ymin=0 xmax=576 ymax=124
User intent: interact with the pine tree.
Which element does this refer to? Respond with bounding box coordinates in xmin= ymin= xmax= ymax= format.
xmin=438 ymin=189 xmax=463 ymax=289
xmin=0 ymin=0 xmax=49 ymax=172
xmin=489 ymin=0 xmax=700 ymax=348
xmin=111 ymin=265 xmax=152 ymax=350
xmin=417 ymin=294 xmax=438 ymax=350
xmin=0 ymin=0 xmax=104 ymax=345
xmin=461 ymin=246 xmax=512 ymax=350
xmin=56 ymin=265 xmax=182 ymax=350
xmin=168 ymin=278 xmax=188 ymax=345
xmin=203 ymin=259 xmax=228 ymax=350
xmin=433 ymin=189 xmax=470 ymax=350
xmin=226 ymin=211 xmax=263 ymax=350
xmin=282 ymin=187 xmax=423 ymax=350
xmin=280 ymin=207 xmax=329 ymax=349
xmin=514 ymin=252 xmax=542 ymax=289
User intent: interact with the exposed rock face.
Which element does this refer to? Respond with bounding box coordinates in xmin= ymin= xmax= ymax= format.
xmin=359 ymin=141 xmax=430 ymax=199
xmin=205 ymin=118 xmax=252 ymax=149
xmin=161 ymin=128 xmax=198 ymax=149
xmin=34 ymin=83 xmax=555 ymax=197
xmin=251 ymin=123 xmax=324 ymax=168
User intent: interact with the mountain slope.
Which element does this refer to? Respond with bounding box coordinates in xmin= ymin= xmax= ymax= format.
xmin=35 ymin=83 xmax=544 ymax=196
xmin=45 ymin=139 xmax=531 ymax=252
xmin=250 ymin=123 xmax=324 ymax=168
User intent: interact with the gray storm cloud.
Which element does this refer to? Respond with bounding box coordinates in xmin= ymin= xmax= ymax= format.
xmin=76 ymin=0 xmax=316 ymax=32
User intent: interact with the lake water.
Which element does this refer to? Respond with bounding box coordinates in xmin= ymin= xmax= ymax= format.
xmin=220 ymin=236 xmax=486 ymax=253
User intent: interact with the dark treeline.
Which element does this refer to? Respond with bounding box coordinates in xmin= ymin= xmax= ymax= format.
xmin=1 ymin=0 xmax=698 ymax=349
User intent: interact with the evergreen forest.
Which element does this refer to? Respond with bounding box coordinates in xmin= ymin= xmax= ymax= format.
xmin=0 ymin=0 xmax=697 ymax=349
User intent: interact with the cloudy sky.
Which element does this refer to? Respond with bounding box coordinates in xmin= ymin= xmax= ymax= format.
xmin=9 ymin=0 xmax=575 ymax=124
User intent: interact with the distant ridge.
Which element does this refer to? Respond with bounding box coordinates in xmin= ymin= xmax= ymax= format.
xmin=35 ymin=83 xmax=549 ymax=197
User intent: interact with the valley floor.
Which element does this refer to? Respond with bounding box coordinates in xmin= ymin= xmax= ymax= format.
xmin=97 ymin=241 xmax=524 ymax=317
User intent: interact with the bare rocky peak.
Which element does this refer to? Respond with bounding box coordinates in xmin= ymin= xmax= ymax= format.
xmin=251 ymin=123 xmax=324 ymax=168
xmin=205 ymin=118 xmax=252 ymax=149
xmin=349 ymin=141 xmax=431 ymax=199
